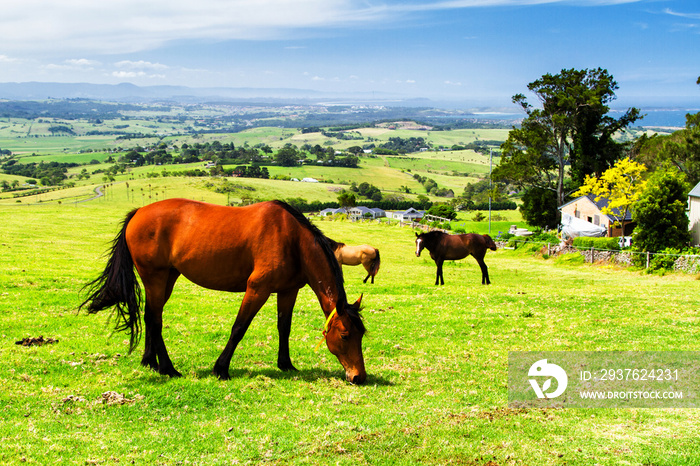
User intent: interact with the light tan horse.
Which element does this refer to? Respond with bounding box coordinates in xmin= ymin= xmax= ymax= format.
xmin=331 ymin=241 xmax=381 ymax=284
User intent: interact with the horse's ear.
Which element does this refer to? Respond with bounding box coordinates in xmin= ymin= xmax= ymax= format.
xmin=336 ymin=293 xmax=361 ymax=316
xmin=415 ymin=232 xmax=419 ymax=237
xmin=354 ymin=294 xmax=363 ymax=307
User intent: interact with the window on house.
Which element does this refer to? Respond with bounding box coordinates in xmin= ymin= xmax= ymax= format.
xmin=593 ymin=215 xmax=599 ymax=225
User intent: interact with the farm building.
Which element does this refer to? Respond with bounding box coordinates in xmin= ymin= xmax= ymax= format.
xmin=347 ymin=206 xmax=386 ymax=220
xmin=560 ymin=194 xmax=634 ymax=237
xmin=391 ymin=207 xmax=424 ymax=222
xmin=689 ymin=182 xmax=700 ymax=246
xmin=319 ymin=207 xmax=347 ymax=217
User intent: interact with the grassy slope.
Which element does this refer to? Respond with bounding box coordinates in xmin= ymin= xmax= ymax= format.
xmin=0 ymin=124 xmax=505 ymax=207
xmin=1 ymin=200 xmax=699 ymax=465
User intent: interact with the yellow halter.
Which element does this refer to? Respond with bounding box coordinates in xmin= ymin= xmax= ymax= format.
xmin=314 ymin=308 xmax=337 ymax=351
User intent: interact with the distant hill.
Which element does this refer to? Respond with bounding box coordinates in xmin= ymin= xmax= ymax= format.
xmin=0 ymin=81 xmax=696 ymax=127
xmin=0 ymin=81 xmax=370 ymax=104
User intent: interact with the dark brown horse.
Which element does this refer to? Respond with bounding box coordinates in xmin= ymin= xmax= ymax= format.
xmin=330 ymin=240 xmax=381 ymax=284
xmin=81 ymin=199 xmax=367 ymax=384
xmin=415 ymin=230 xmax=497 ymax=285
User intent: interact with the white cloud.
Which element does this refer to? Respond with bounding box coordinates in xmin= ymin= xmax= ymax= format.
xmin=664 ymin=8 xmax=700 ymax=20
xmin=0 ymin=0 xmax=645 ymax=56
xmin=114 ymin=60 xmax=168 ymax=70
xmin=66 ymin=58 xmax=101 ymax=67
xmin=0 ymin=55 xmax=20 ymax=63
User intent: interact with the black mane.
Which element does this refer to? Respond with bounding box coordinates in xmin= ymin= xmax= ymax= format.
xmin=271 ymin=201 xmax=365 ymax=334
xmin=418 ymin=230 xmax=446 ymax=248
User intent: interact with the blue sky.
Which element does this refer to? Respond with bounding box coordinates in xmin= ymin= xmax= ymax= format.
xmin=0 ymin=0 xmax=698 ymax=108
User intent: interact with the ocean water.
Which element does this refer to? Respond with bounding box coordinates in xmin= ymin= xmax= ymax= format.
xmin=466 ymin=108 xmax=698 ymax=128
xmin=633 ymin=109 xmax=698 ymax=128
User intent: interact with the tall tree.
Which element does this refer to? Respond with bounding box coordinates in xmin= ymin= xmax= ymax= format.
xmin=275 ymin=144 xmax=300 ymax=167
xmin=633 ymin=170 xmax=691 ymax=253
xmin=570 ymin=104 xmax=640 ymax=185
xmin=575 ymin=157 xmax=647 ymax=238
xmin=493 ymin=68 xmax=641 ymax=220
xmin=337 ymin=191 xmax=356 ymax=208
xmin=519 ymin=187 xmax=559 ymax=230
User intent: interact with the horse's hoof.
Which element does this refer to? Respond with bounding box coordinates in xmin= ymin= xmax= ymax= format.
xmin=158 ymin=365 xmax=182 ymax=378
xmin=213 ymin=367 xmax=230 ymax=380
xmin=278 ymin=362 xmax=298 ymax=372
xmin=141 ymin=359 xmax=158 ymax=371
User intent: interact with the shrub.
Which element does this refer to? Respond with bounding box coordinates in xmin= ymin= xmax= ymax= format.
xmin=649 ymin=247 xmax=681 ymax=271
xmin=530 ymin=231 xmax=560 ymax=244
xmin=426 ymin=204 xmax=456 ymax=220
xmin=572 ymin=237 xmax=620 ymax=251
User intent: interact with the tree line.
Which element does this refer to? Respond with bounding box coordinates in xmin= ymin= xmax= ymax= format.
xmin=1 ymin=159 xmax=76 ymax=186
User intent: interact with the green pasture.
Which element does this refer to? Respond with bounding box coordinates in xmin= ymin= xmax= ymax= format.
xmin=1 ymin=153 xmax=475 ymax=205
xmin=1 ymin=197 xmax=699 ymax=465
xmin=1 ymin=120 xmax=509 ymax=157
xmin=11 ymin=152 xmax=113 ymax=165
xmin=384 ymin=152 xmax=491 ymax=176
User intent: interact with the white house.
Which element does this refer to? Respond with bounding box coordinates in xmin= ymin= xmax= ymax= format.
xmin=391 ymin=207 xmax=424 ymax=222
xmin=559 ymin=194 xmax=634 ymax=237
xmin=688 ymin=182 xmax=700 ymax=246
xmin=347 ymin=206 xmax=386 ymax=220
xmin=319 ymin=207 xmax=347 ymax=217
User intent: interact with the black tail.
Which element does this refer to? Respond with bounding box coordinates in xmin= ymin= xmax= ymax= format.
xmin=363 ymin=249 xmax=381 ymax=284
xmin=80 ymin=209 xmax=142 ymax=353
xmin=369 ymin=248 xmax=381 ymax=277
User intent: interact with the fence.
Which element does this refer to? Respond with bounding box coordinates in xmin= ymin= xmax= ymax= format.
xmin=503 ymin=239 xmax=700 ymax=274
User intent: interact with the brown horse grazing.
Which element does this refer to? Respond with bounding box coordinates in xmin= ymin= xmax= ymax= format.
xmin=330 ymin=241 xmax=381 ymax=284
xmin=415 ymin=231 xmax=497 ymax=285
xmin=81 ymin=199 xmax=367 ymax=384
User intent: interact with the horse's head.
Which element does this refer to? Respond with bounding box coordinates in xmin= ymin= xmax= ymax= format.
xmin=483 ymin=234 xmax=498 ymax=251
xmin=325 ymin=294 xmax=366 ymax=384
xmin=415 ymin=232 xmax=426 ymax=257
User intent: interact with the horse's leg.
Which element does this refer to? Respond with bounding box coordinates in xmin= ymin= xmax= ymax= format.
xmin=213 ymin=283 xmax=271 ymax=380
xmin=276 ymin=288 xmax=299 ymax=371
xmin=435 ymin=259 xmax=445 ymax=285
xmin=475 ymin=256 xmax=490 ymax=285
xmin=141 ymin=268 xmax=179 ymax=371
xmin=141 ymin=303 xmax=158 ymax=372
xmin=141 ymin=268 xmax=182 ymax=377
xmin=362 ymin=258 xmax=372 ymax=284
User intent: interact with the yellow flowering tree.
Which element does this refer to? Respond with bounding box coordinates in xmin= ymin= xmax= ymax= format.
xmin=575 ymin=157 xmax=647 ymax=236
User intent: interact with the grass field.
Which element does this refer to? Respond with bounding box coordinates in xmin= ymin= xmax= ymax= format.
xmin=0 ymin=122 xmax=508 ymax=210
xmin=0 ymin=158 xmax=480 ymax=207
xmin=1 ymin=197 xmax=699 ymax=465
